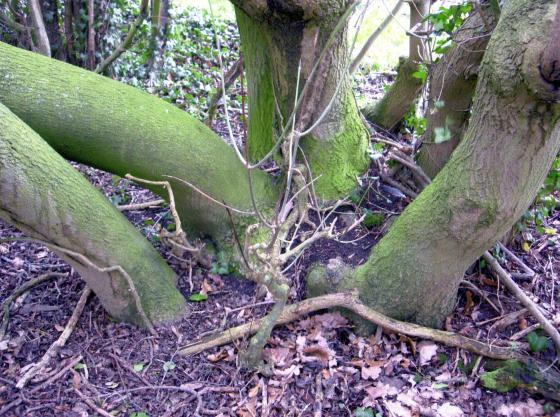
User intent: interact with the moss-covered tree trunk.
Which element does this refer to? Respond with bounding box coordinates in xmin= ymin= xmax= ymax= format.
xmin=416 ymin=6 xmax=496 ymax=178
xmin=361 ymin=0 xmax=428 ymax=129
xmin=234 ymin=1 xmax=369 ymax=198
xmin=0 ymin=103 xmax=185 ymax=326
xmin=309 ymin=0 xmax=560 ymax=326
xmin=0 ymin=42 xmax=278 ymax=242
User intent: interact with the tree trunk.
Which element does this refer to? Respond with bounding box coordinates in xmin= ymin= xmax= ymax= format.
xmin=28 ymin=0 xmax=51 ymax=57
xmin=0 ymin=42 xmax=278 ymax=242
xmin=416 ymin=6 xmax=496 ymax=178
xmin=0 ymin=103 xmax=185 ymax=326
xmin=234 ymin=2 xmax=369 ymax=199
xmin=86 ymin=0 xmax=95 ymax=69
xmin=309 ymin=0 xmax=560 ymax=327
xmin=361 ymin=0 xmax=429 ymax=130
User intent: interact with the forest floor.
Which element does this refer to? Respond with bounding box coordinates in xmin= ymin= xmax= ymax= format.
xmin=1 ymin=73 xmax=560 ymax=417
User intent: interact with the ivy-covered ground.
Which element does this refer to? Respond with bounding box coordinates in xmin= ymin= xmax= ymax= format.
xmin=1 ymin=3 xmax=560 ymax=417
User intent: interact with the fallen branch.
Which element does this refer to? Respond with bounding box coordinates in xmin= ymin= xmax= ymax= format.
xmin=179 ymin=292 xmax=522 ymax=360
xmin=483 ymin=251 xmax=560 ymax=356
xmin=16 ymin=287 xmax=92 ymax=389
xmin=1 ymin=272 xmax=68 ymax=340
xmin=117 ymin=199 xmax=165 ymax=211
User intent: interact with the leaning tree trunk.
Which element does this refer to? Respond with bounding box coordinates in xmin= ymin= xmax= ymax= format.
xmin=416 ymin=5 xmax=497 ymax=178
xmin=234 ymin=1 xmax=369 ymax=199
xmin=309 ymin=0 xmax=560 ymax=327
xmin=0 ymin=42 xmax=278 ymax=242
xmin=0 ymin=103 xmax=185 ymax=326
xmin=361 ymin=0 xmax=429 ymax=130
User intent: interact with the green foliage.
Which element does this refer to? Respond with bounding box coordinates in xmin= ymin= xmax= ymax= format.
xmin=518 ymin=155 xmax=559 ymax=235
xmin=210 ymin=251 xmax=239 ymax=275
xmin=188 ymin=293 xmax=208 ymax=302
xmin=130 ymin=412 xmax=149 ymax=417
xmin=403 ymin=107 xmax=426 ymax=135
xmin=354 ymin=408 xmax=377 ymax=417
xmin=105 ymin=4 xmax=241 ymax=120
xmin=526 ymin=331 xmax=551 ymax=353
xmin=425 ymin=2 xmax=473 ymax=58
xmin=362 ymin=210 xmax=384 ymax=229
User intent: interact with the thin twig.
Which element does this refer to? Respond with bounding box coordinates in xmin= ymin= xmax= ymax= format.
xmin=95 ymin=0 xmax=150 ymax=74
xmin=349 ymin=0 xmax=405 ymax=73
xmin=16 ymin=287 xmax=92 ymax=389
xmin=1 ymin=272 xmax=68 ymax=340
xmin=117 ymin=199 xmax=165 ymax=211
xmin=483 ymin=251 xmax=560 ymax=356
xmin=179 ymin=292 xmax=522 ymax=360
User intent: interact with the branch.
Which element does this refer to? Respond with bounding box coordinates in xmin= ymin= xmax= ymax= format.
xmin=28 ymin=0 xmax=51 ymax=56
xmin=179 ymin=292 xmax=522 ymax=360
xmin=483 ymin=252 xmax=560 ymax=356
xmin=95 ymin=0 xmax=150 ymax=74
xmin=1 ymin=272 xmax=68 ymax=340
xmin=349 ymin=0 xmax=404 ymax=74
xmin=16 ymin=286 xmax=92 ymax=389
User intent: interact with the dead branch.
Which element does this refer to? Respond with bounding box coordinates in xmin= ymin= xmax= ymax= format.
xmin=16 ymin=287 xmax=91 ymax=389
xmin=349 ymin=0 xmax=405 ymax=73
xmin=179 ymin=292 xmax=523 ymax=361
xmin=206 ymin=56 xmax=244 ymax=126
xmin=483 ymin=252 xmax=560 ymax=356
xmin=117 ymin=199 xmax=165 ymax=211
xmin=1 ymin=272 xmax=68 ymax=340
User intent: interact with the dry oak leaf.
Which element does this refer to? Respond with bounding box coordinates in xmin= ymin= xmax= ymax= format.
xmin=417 ymin=341 xmax=438 ymax=366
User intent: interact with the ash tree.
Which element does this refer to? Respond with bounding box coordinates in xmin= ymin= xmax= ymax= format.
xmin=0 ymin=0 xmax=559 ymax=367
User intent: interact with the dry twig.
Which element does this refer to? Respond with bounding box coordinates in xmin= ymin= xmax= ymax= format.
xmin=16 ymin=287 xmax=91 ymax=389
xmin=179 ymin=292 xmax=523 ymax=360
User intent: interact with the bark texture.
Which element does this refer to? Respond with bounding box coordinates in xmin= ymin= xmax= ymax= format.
xmin=0 ymin=42 xmax=278 ymax=241
xmin=361 ymin=0 xmax=429 ymax=130
xmin=417 ymin=7 xmax=496 ymax=178
xmin=0 ymin=103 xmax=185 ymax=325
xmin=309 ymin=0 xmax=560 ymax=326
xmin=234 ymin=2 xmax=369 ymax=198
xmin=29 ymin=0 xmax=51 ymax=57
xmin=361 ymin=57 xmax=424 ymax=130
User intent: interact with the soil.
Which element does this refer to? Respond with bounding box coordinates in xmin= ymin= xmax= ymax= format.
xmin=1 ymin=61 xmax=560 ymax=417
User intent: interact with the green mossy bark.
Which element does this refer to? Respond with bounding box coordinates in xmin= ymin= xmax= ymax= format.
xmin=481 ymin=360 xmax=560 ymax=400
xmin=235 ymin=8 xmax=275 ymax=162
xmin=309 ymin=0 xmax=560 ymax=327
xmin=362 ymin=57 xmax=424 ymax=130
xmin=0 ymin=42 xmax=278 ymax=241
xmin=0 ymin=103 xmax=185 ymax=325
xmin=234 ymin=5 xmax=369 ymax=199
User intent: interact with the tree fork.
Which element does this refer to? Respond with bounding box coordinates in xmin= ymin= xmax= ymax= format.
xmin=0 ymin=103 xmax=185 ymax=325
xmin=234 ymin=3 xmax=369 ymax=198
xmin=308 ymin=0 xmax=560 ymax=327
xmin=0 ymin=42 xmax=278 ymax=241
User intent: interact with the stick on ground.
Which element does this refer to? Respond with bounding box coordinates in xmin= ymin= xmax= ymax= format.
xmin=179 ymin=292 xmax=522 ymax=361
xmin=16 ymin=287 xmax=92 ymax=389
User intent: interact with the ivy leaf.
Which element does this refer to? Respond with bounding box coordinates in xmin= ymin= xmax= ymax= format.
xmin=133 ymin=363 xmax=145 ymax=372
xmin=189 ymin=293 xmax=208 ymax=302
xmin=354 ymin=408 xmax=375 ymax=417
xmin=163 ymin=361 xmax=176 ymax=371
xmin=526 ymin=332 xmax=550 ymax=353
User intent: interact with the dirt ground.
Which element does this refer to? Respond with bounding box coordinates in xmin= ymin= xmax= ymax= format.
xmin=1 ymin=138 xmax=559 ymax=417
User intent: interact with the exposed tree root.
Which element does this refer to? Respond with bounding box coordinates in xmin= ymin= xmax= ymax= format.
xmin=483 ymin=252 xmax=560 ymax=356
xmin=16 ymin=286 xmax=92 ymax=389
xmin=0 ymin=272 xmax=68 ymax=341
xmin=179 ymin=292 xmax=523 ymax=361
